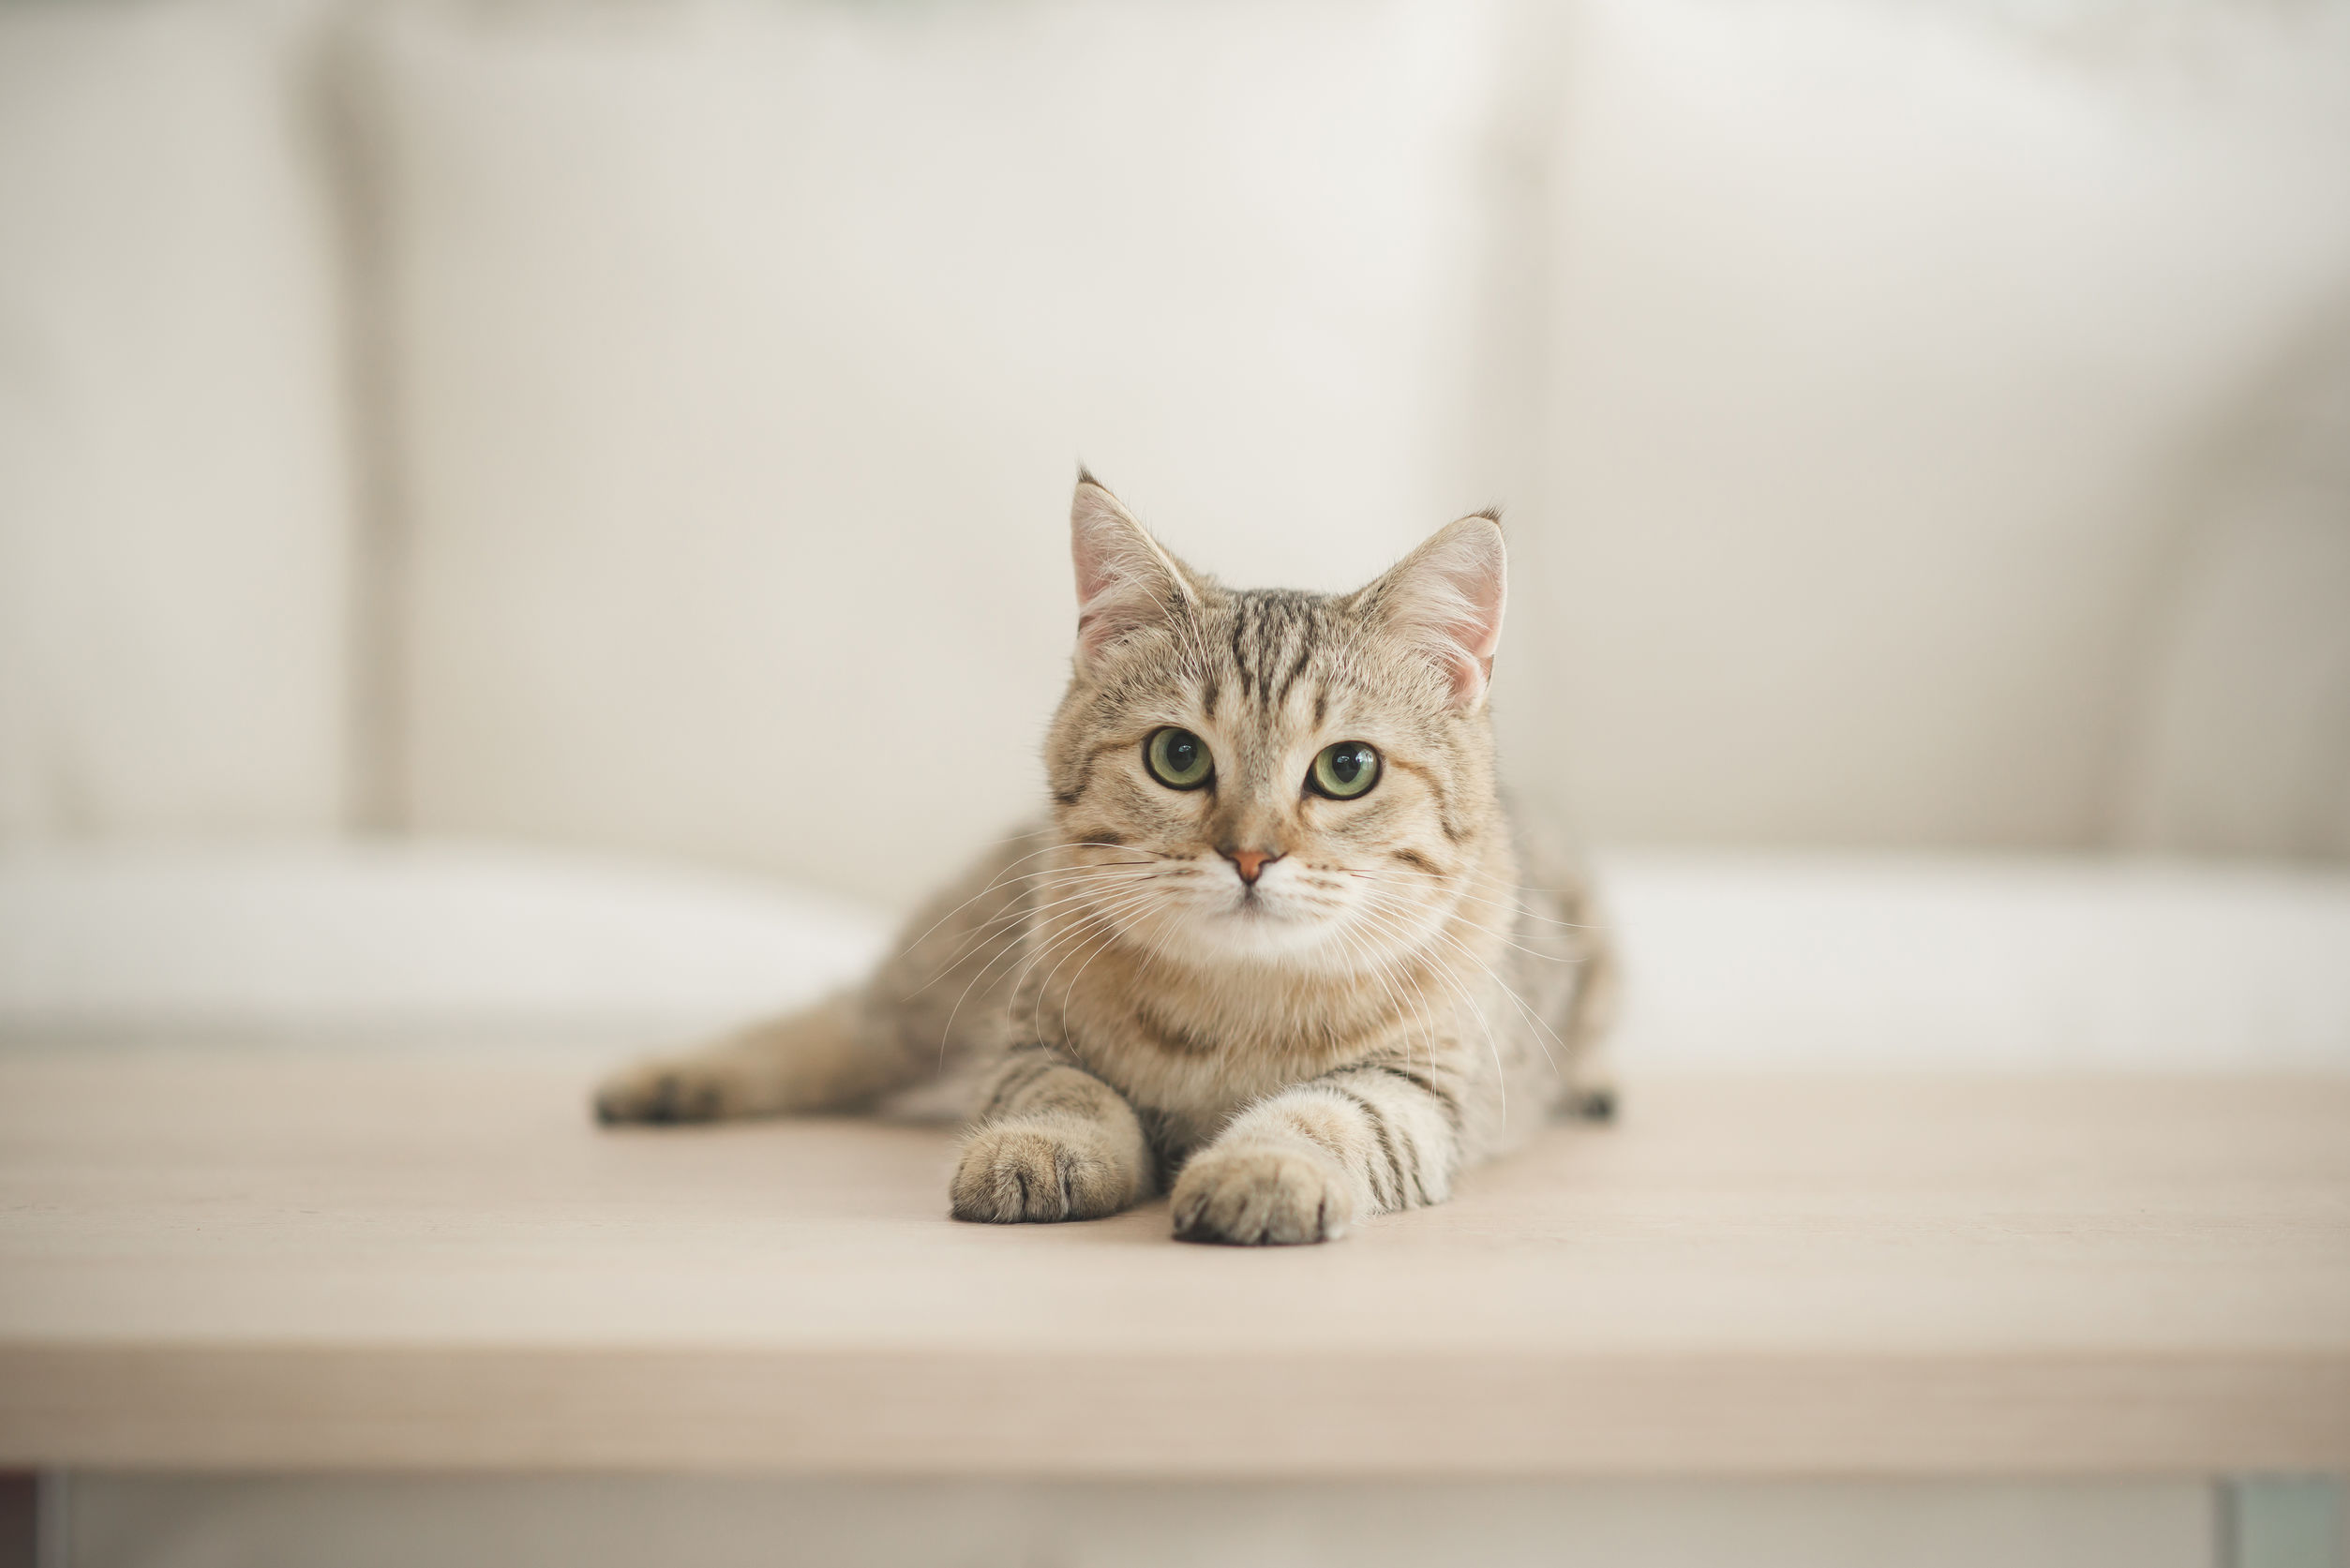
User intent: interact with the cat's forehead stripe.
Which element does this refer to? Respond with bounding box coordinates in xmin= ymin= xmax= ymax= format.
xmin=1209 ymin=588 xmax=1334 ymax=716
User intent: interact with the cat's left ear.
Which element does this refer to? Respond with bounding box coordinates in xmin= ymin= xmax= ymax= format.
xmin=1070 ymin=470 xmax=1201 ymax=675
xmin=1363 ymin=512 xmax=1507 ymax=709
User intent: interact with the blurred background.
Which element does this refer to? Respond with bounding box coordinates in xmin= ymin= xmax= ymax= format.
xmin=4 ymin=0 xmax=2349 ymax=1072
xmin=4 ymin=1 xmax=2350 ymax=1561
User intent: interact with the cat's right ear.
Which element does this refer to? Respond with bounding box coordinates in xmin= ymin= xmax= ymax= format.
xmin=1070 ymin=472 xmax=1197 ymax=674
xmin=1361 ymin=511 xmax=1508 ymax=709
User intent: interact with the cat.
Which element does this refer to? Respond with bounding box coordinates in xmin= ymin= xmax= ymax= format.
xmin=594 ymin=473 xmax=1616 ymax=1245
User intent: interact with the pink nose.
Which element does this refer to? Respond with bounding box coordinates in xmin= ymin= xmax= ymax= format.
xmin=1227 ymin=848 xmax=1280 ymax=885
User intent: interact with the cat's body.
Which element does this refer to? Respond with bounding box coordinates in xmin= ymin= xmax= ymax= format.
xmin=596 ymin=477 xmax=1615 ymax=1244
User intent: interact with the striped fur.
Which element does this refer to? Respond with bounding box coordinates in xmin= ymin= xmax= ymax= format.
xmin=595 ymin=477 xmax=1616 ymax=1245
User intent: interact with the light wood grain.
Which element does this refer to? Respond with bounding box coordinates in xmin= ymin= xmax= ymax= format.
xmin=0 ymin=1055 xmax=2344 ymax=1475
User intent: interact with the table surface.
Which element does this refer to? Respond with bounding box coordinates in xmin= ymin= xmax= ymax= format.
xmin=1 ymin=1053 xmax=2345 ymax=1477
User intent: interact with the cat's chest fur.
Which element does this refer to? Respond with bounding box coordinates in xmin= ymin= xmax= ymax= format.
xmin=1021 ymin=930 xmax=1444 ymax=1153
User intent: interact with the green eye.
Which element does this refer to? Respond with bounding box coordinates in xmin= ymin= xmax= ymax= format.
xmin=1309 ymin=741 xmax=1381 ymax=799
xmin=1145 ymin=727 xmax=1214 ymax=790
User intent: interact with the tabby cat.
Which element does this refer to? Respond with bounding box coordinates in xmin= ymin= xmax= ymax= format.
xmin=594 ymin=475 xmax=1615 ymax=1244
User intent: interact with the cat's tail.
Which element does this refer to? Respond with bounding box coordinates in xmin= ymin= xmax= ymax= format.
xmin=1512 ymin=814 xmax=1622 ymax=1122
xmin=1552 ymin=871 xmax=1621 ymax=1122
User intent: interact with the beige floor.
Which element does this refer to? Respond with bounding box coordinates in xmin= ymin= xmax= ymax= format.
xmin=7 ymin=1054 xmax=2345 ymax=1566
xmin=7 ymin=1059 xmax=2345 ymax=1477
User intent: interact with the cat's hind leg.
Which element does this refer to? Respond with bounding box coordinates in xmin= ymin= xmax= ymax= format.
xmin=592 ymin=990 xmax=910 ymax=1124
xmin=592 ymin=826 xmax=1051 ymax=1126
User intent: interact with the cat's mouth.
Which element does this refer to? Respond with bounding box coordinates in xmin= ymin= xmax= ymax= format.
xmin=1220 ymin=869 xmax=1276 ymax=909
xmin=1217 ymin=881 xmax=1319 ymax=928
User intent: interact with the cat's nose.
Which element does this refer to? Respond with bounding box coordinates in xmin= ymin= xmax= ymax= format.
xmin=1225 ymin=848 xmax=1281 ymax=885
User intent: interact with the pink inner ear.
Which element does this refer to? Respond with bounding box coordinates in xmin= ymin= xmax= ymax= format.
xmin=1390 ymin=519 xmax=1505 ymax=706
xmin=1071 ymin=523 xmax=1119 ymax=611
xmin=1070 ymin=485 xmax=1183 ymax=667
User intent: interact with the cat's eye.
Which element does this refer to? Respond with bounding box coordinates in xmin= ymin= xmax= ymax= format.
xmin=1145 ymin=727 xmax=1214 ymax=790
xmin=1309 ymin=741 xmax=1381 ymax=800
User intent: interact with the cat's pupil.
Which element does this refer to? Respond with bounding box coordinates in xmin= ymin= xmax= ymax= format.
xmin=1170 ymin=737 xmax=1196 ymax=769
xmin=1330 ymin=748 xmax=1363 ymax=782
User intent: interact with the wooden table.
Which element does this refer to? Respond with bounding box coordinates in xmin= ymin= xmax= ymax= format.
xmin=1 ymin=1055 xmax=2344 ymax=1477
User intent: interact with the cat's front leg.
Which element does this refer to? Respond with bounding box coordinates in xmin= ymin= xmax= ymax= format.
xmin=1171 ymin=1064 xmax=1462 ymax=1246
xmin=950 ymin=1049 xmax=1154 ymax=1223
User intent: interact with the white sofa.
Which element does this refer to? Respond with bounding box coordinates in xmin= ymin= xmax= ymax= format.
xmin=4 ymin=0 xmax=2347 ymax=1059
xmin=4 ymin=0 xmax=2349 ymax=1563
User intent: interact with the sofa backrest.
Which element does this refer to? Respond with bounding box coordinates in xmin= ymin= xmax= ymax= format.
xmin=1506 ymin=0 xmax=2350 ymax=862
xmin=0 ymin=0 xmax=355 ymax=843
xmin=4 ymin=0 xmax=2346 ymax=903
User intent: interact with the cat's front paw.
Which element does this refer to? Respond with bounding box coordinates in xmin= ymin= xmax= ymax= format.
xmin=593 ymin=1057 xmax=738 ymax=1124
xmin=950 ymin=1117 xmax=1136 ymax=1223
xmin=1171 ymin=1142 xmax=1357 ymax=1246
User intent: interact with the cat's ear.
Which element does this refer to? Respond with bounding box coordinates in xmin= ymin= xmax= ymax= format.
xmin=1364 ymin=512 xmax=1507 ymax=709
xmin=1070 ymin=471 xmax=1198 ymax=674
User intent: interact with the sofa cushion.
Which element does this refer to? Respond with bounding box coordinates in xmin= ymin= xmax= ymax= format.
xmin=1500 ymin=0 xmax=2350 ymax=855
xmin=0 ymin=0 xmax=354 ymax=841
xmin=4 ymin=843 xmax=2343 ymax=1071
xmin=352 ymin=0 xmax=1507 ymax=904
xmin=2117 ymin=314 xmax=2350 ymax=860
xmin=1604 ymin=851 xmax=2350 ymax=1072
xmin=0 ymin=841 xmax=886 ymax=1049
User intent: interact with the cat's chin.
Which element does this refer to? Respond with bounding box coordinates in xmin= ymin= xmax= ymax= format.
xmin=1145 ymin=900 xmax=1374 ymax=972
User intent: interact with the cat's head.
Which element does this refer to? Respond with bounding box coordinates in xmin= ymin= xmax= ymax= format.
xmin=1043 ymin=473 xmax=1507 ymax=972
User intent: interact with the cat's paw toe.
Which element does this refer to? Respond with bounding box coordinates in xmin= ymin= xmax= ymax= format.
xmin=950 ymin=1118 xmax=1133 ymax=1223
xmin=592 ymin=1061 xmax=729 ymax=1125
xmin=1170 ymin=1143 xmax=1355 ymax=1246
